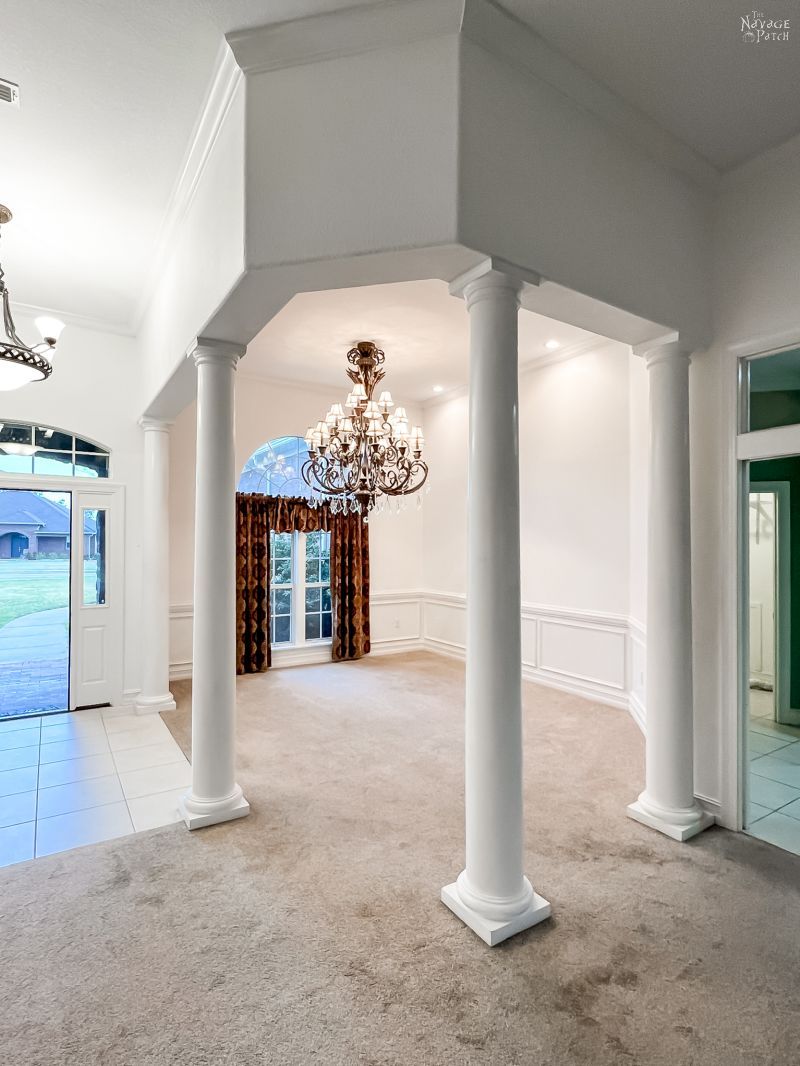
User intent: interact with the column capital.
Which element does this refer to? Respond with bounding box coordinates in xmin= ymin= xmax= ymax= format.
xmin=138 ymin=416 xmax=173 ymax=432
xmin=449 ymin=256 xmax=540 ymax=307
xmin=189 ymin=336 xmax=246 ymax=368
xmin=632 ymin=332 xmax=693 ymax=367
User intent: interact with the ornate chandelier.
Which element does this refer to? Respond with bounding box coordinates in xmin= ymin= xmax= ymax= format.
xmin=0 ymin=205 xmax=64 ymax=391
xmin=303 ymin=340 xmax=428 ymax=516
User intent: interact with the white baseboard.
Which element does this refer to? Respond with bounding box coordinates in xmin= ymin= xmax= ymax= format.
xmin=628 ymin=692 xmax=646 ymax=734
xmin=169 ymin=590 xmax=647 ymax=720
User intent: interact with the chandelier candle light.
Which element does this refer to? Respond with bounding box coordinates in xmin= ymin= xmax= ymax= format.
xmin=303 ymin=340 xmax=428 ymax=517
xmin=0 ymin=205 xmax=64 ymax=391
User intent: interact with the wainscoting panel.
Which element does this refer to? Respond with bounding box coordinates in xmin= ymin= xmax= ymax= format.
xmin=538 ymin=619 xmax=626 ymax=691
xmin=169 ymin=591 xmax=647 ymax=725
xmin=370 ymin=591 xmax=423 ymax=653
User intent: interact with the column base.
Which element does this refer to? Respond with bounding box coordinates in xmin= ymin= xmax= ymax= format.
xmin=135 ymin=693 xmax=177 ymax=716
xmin=627 ymin=794 xmax=714 ymax=842
xmin=441 ymin=880 xmax=551 ymax=947
xmin=179 ymin=785 xmax=250 ymax=830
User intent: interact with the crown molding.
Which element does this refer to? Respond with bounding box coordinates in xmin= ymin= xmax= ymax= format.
xmin=226 ymin=0 xmax=465 ymax=75
xmin=131 ymin=43 xmax=244 ymax=335
xmin=459 ymin=0 xmax=720 ymax=195
xmin=227 ymin=0 xmax=718 ymax=195
xmin=11 ymin=300 xmax=135 ymax=338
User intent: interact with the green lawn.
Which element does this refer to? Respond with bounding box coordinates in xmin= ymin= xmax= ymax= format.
xmin=0 ymin=559 xmax=98 ymax=629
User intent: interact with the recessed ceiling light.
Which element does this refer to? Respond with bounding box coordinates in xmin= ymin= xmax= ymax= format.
xmin=545 ymin=339 xmax=560 ymax=351
xmin=433 ymin=384 xmax=443 ymax=393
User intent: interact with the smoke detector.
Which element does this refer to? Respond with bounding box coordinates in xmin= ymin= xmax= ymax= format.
xmin=0 ymin=78 xmax=19 ymax=107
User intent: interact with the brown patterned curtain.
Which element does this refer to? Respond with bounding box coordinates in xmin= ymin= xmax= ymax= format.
xmin=236 ymin=494 xmax=271 ymax=673
xmin=235 ymin=494 xmax=370 ymax=673
xmin=329 ymin=512 xmax=371 ymax=662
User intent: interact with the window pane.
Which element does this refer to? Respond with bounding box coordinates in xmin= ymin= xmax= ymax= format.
xmin=747 ymin=348 xmax=800 ymax=431
xmin=272 ymin=532 xmax=292 ymax=558
xmin=321 ymin=612 xmax=332 ymax=639
xmin=320 ymin=532 xmax=330 ymax=559
xmin=321 ymin=560 xmax=330 ymax=583
xmin=273 ymin=558 xmax=292 ymax=584
xmin=74 ymin=437 xmax=105 ymax=454
xmin=306 ymin=531 xmax=322 ymax=558
xmin=34 ymin=452 xmax=74 ymax=476
xmin=0 ymin=452 xmax=33 ymax=474
xmin=74 ymin=454 xmax=109 ymax=478
xmin=0 ymin=422 xmax=33 ymax=447
xmin=321 ymin=587 xmax=332 ymax=612
xmin=274 ymin=588 xmax=291 ymax=614
xmin=35 ymin=427 xmax=73 ymax=450
xmin=305 ymin=557 xmax=321 ymax=583
xmin=305 ymin=587 xmax=321 ymax=612
xmin=274 ymin=614 xmax=291 ymax=644
xmin=83 ymin=509 xmax=107 ymax=606
xmin=305 ymin=613 xmax=321 ymax=640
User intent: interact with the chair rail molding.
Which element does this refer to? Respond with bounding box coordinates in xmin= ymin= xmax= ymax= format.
xmin=169 ymin=590 xmax=647 ymax=725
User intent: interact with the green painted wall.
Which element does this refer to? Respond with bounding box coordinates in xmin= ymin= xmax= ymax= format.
xmin=751 ymin=456 xmax=800 ymax=709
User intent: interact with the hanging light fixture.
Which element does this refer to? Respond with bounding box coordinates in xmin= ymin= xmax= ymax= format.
xmin=0 ymin=205 xmax=64 ymax=391
xmin=303 ymin=340 xmax=428 ymax=516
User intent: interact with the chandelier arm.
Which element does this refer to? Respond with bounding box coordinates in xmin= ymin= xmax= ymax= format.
xmin=2 ymin=287 xmax=28 ymax=349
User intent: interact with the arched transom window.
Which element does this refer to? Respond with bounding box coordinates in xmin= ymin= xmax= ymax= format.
xmin=237 ymin=435 xmax=311 ymax=499
xmin=0 ymin=420 xmax=110 ymax=478
xmin=238 ymin=435 xmax=331 ymax=648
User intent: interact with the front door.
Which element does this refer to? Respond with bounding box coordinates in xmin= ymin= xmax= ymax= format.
xmin=70 ymin=485 xmax=124 ymax=708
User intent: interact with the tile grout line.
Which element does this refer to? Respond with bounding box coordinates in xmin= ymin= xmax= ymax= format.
xmin=33 ymin=717 xmax=42 ymax=858
xmin=103 ymin=710 xmax=136 ymax=833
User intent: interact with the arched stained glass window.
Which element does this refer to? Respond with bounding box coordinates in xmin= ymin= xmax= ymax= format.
xmin=237 ymin=435 xmax=311 ymax=498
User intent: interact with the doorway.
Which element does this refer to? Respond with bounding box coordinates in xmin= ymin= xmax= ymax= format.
xmin=0 ymin=488 xmax=72 ymax=719
xmin=745 ymin=467 xmax=800 ymax=853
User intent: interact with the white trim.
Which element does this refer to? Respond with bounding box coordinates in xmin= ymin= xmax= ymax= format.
xmin=226 ymin=0 xmax=717 ymax=192
xmin=271 ymin=642 xmax=332 ymax=669
xmin=226 ymin=0 xmax=465 ymax=75
xmin=132 ymin=45 xmax=243 ymax=336
xmin=737 ymin=424 xmax=800 ymax=461
xmin=168 ymin=588 xmax=647 ymax=724
xmin=458 ymin=0 xmax=719 ymax=193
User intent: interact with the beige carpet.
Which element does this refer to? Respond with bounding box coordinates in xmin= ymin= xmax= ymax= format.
xmin=1 ymin=652 xmax=799 ymax=1065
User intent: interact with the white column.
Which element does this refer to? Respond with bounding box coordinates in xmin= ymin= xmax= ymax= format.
xmin=136 ymin=418 xmax=176 ymax=716
xmin=178 ymin=338 xmax=250 ymax=830
xmin=627 ymin=338 xmax=713 ymax=841
xmin=442 ymin=260 xmax=551 ymax=946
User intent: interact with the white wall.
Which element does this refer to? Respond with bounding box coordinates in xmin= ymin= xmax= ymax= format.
xmin=0 ymin=312 xmax=144 ymax=700
xmin=168 ymin=371 xmax=424 ymax=672
xmin=421 ymin=341 xmax=642 ymax=709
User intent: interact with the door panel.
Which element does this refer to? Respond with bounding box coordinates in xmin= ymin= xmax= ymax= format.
xmin=71 ymin=487 xmax=123 ymax=708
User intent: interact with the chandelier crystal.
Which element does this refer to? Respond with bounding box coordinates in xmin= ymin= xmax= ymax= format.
xmin=0 ymin=205 xmax=64 ymax=391
xmin=302 ymin=340 xmax=428 ymax=517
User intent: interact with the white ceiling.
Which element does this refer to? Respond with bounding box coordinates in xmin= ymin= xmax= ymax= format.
xmin=243 ymin=279 xmax=606 ymax=402
xmin=2 ymin=0 xmax=799 ymax=332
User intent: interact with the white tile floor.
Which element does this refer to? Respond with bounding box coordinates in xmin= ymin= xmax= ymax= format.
xmin=748 ymin=688 xmax=800 ymax=855
xmin=0 ymin=707 xmax=190 ymax=868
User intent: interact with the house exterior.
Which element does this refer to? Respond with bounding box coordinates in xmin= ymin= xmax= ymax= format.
xmin=0 ymin=490 xmax=96 ymax=559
